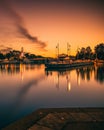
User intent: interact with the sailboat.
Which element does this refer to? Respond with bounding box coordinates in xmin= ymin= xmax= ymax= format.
xmin=45 ymin=43 xmax=94 ymax=70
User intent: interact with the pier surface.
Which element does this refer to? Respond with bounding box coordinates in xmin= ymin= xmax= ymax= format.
xmin=2 ymin=108 xmax=104 ymax=130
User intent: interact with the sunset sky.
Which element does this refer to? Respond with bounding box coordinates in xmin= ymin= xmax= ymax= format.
xmin=0 ymin=0 xmax=104 ymax=57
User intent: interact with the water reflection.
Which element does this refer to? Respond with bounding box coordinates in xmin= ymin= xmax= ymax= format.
xmin=94 ymin=65 xmax=104 ymax=83
xmin=0 ymin=64 xmax=39 ymax=75
xmin=45 ymin=65 xmax=104 ymax=91
xmin=76 ymin=66 xmax=94 ymax=82
xmin=0 ymin=64 xmax=20 ymax=74
xmin=76 ymin=65 xmax=104 ymax=84
xmin=66 ymin=74 xmax=71 ymax=92
xmin=0 ymin=64 xmax=45 ymax=128
xmin=0 ymin=64 xmax=104 ymax=90
xmin=0 ymin=64 xmax=104 ymax=129
xmin=0 ymin=64 xmax=42 ymax=82
xmin=45 ymin=69 xmax=72 ymax=91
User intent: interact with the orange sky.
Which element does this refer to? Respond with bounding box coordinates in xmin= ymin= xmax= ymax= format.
xmin=0 ymin=0 xmax=104 ymax=57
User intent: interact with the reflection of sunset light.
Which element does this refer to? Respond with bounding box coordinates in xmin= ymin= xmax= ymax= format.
xmin=5 ymin=64 xmax=8 ymax=69
xmin=78 ymin=76 xmax=81 ymax=85
xmin=54 ymin=73 xmax=59 ymax=89
xmin=67 ymin=82 xmax=71 ymax=92
xmin=85 ymin=76 xmax=87 ymax=82
xmin=54 ymin=76 xmax=58 ymax=84
xmin=77 ymin=70 xmax=81 ymax=86
xmin=20 ymin=64 xmax=25 ymax=81
xmin=21 ymin=74 xmax=24 ymax=81
xmin=11 ymin=64 xmax=14 ymax=72
xmin=66 ymin=74 xmax=71 ymax=92
xmin=94 ymin=65 xmax=97 ymax=77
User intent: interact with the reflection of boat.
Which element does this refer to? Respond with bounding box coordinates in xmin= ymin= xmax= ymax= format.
xmin=45 ymin=69 xmax=71 ymax=91
xmin=45 ymin=60 xmax=94 ymax=70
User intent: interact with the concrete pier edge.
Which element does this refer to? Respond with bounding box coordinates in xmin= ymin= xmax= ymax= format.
xmin=2 ymin=108 xmax=104 ymax=130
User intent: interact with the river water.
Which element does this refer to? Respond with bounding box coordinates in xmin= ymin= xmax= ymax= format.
xmin=0 ymin=64 xmax=104 ymax=128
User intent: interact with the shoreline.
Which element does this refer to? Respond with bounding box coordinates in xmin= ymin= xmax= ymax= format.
xmin=0 ymin=59 xmax=104 ymax=65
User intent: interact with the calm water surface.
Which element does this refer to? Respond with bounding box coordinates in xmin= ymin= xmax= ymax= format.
xmin=0 ymin=64 xmax=104 ymax=128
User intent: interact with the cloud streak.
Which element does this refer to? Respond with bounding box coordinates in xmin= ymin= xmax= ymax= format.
xmin=17 ymin=24 xmax=47 ymax=49
xmin=0 ymin=0 xmax=47 ymax=51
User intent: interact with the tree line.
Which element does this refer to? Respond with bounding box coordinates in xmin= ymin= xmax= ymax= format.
xmin=0 ymin=43 xmax=104 ymax=60
xmin=76 ymin=43 xmax=104 ymax=60
xmin=0 ymin=50 xmax=44 ymax=60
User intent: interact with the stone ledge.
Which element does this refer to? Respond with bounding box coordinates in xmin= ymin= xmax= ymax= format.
xmin=2 ymin=108 xmax=104 ymax=130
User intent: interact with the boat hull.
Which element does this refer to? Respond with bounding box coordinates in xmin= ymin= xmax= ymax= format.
xmin=45 ymin=61 xmax=94 ymax=70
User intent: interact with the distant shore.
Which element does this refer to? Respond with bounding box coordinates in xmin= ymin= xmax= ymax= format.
xmin=0 ymin=58 xmax=46 ymax=64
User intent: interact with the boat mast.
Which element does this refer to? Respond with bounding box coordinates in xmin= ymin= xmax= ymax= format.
xmin=58 ymin=43 xmax=59 ymax=58
xmin=67 ymin=43 xmax=71 ymax=56
xmin=56 ymin=43 xmax=59 ymax=58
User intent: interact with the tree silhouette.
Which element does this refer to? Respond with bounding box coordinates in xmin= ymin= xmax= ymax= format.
xmin=85 ymin=46 xmax=92 ymax=59
xmin=0 ymin=53 xmax=5 ymax=59
xmin=95 ymin=43 xmax=104 ymax=60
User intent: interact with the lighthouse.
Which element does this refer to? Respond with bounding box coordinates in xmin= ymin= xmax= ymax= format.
xmin=20 ymin=47 xmax=24 ymax=59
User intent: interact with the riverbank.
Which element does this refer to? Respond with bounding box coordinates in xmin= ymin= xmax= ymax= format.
xmin=0 ymin=58 xmax=45 ymax=64
xmin=2 ymin=108 xmax=104 ymax=130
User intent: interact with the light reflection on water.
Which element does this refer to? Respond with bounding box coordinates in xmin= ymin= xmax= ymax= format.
xmin=0 ymin=64 xmax=104 ymax=128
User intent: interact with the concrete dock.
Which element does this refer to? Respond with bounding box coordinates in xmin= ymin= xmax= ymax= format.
xmin=2 ymin=108 xmax=104 ymax=130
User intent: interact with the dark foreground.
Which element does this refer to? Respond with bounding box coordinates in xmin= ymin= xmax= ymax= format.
xmin=2 ymin=108 xmax=104 ymax=130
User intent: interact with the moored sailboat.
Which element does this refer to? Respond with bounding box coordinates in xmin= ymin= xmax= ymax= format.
xmin=45 ymin=43 xmax=94 ymax=70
